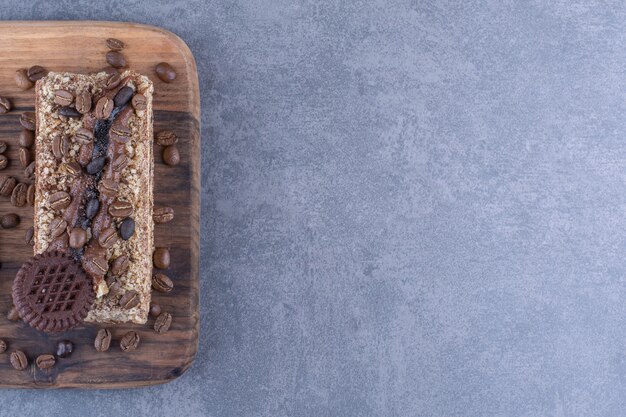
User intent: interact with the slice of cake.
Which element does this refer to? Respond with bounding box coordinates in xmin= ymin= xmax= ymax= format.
xmin=34 ymin=70 xmax=154 ymax=324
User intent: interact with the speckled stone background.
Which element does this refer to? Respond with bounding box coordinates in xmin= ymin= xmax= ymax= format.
xmin=2 ymin=1 xmax=626 ymax=416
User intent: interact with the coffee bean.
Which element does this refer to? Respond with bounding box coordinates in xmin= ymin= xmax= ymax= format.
xmin=94 ymin=328 xmax=112 ymax=352
xmin=27 ymin=65 xmax=48 ymax=81
xmin=110 ymin=126 xmax=131 ymax=144
xmin=48 ymin=234 xmax=69 ymax=252
xmin=0 ymin=140 xmax=7 ymax=153
xmin=111 ymin=255 xmax=129 ymax=276
xmin=154 ymin=312 xmax=172 ymax=334
xmin=86 ymin=156 xmax=106 ymax=175
xmin=50 ymin=218 xmax=67 ymax=238
xmin=104 ymin=72 xmax=122 ymax=90
xmin=18 ymin=147 xmax=30 ymax=168
xmin=153 ymin=248 xmax=170 ymax=269
xmin=49 ymin=191 xmax=71 ymax=210
xmin=98 ymin=226 xmax=119 ymax=248
xmin=24 ymin=161 xmax=36 ymax=181
xmin=114 ymin=86 xmax=134 ymax=107
xmin=86 ymin=198 xmax=99 ymax=220
xmin=36 ymin=354 xmax=55 ymax=370
xmin=119 ymin=217 xmax=135 ymax=240
xmin=15 ymin=69 xmax=34 ymax=90
xmin=153 ymin=206 xmax=174 ymax=224
xmin=54 ymin=89 xmax=74 ymax=106
xmin=111 ymin=154 xmax=129 ymax=172
xmin=98 ymin=179 xmax=119 ymax=197
xmin=7 ymin=307 xmax=19 ymax=321
xmin=120 ymin=331 xmax=140 ymax=352
xmin=83 ymin=254 xmax=108 ymax=279
xmin=149 ymin=302 xmax=162 ymax=317
xmin=0 ymin=155 xmax=7 ymax=170
xmin=109 ymin=199 xmax=133 ymax=217
xmin=0 ymin=97 xmax=12 ymax=114
xmin=10 ymin=350 xmax=28 ymax=370
xmin=52 ymin=134 xmax=69 ymax=160
xmin=1 ymin=213 xmax=19 ymax=229
xmin=78 ymin=142 xmax=93 ymax=166
xmin=131 ymin=93 xmax=147 ymax=111
xmin=20 ymin=112 xmax=36 ymax=130
xmin=25 ymin=226 xmax=34 ymax=246
xmin=155 ymin=62 xmax=176 ymax=83
xmin=155 ymin=130 xmax=178 ymax=146
xmin=69 ymin=228 xmax=88 ymax=249
xmin=106 ymin=51 xmax=127 ymax=68
xmin=56 ymin=340 xmax=73 ymax=358
xmin=58 ymin=106 xmax=81 ymax=118
xmin=27 ymin=184 xmax=35 ymax=206
xmin=74 ymin=127 xmax=94 ymax=144
xmin=163 ymin=145 xmax=180 ymax=166
xmin=107 ymin=280 xmax=123 ymax=298
xmin=95 ymin=97 xmax=114 ymax=119
xmin=119 ymin=290 xmax=140 ymax=309
xmin=0 ymin=339 xmax=6 ymax=353
xmin=75 ymin=90 xmax=92 ymax=114
xmin=0 ymin=175 xmax=17 ymax=196
xmin=152 ymin=273 xmax=173 ymax=293
xmin=19 ymin=129 xmax=34 ymax=147
xmin=11 ymin=182 xmax=27 ymax=207
xmin=62 ymin=161 xmax=82 ymax=177
xmin=106 ymin=38 xmax=125 ymax=51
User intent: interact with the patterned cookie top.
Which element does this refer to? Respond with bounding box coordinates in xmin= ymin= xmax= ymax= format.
xmin=12 ymin=251 xmax=94 ymax=333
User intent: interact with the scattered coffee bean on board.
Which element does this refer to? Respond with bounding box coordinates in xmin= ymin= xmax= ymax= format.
xmin=27 ymin=65 xmax=48 ymax=81
xmin=18 ymin=129 xmax=34 ymax=147
xmin=106 ymin=38 xmax=125 ymax=51
xmin=1 ymin=213 xmax=19 ymax=229
xmin=152 ymin=273 xmax=173 ymax=293
xmin=24 ymin=161 xmax=36 ymax=181
xmin=36 ymin=354 xmax=55 ymax=370
xmin=153 ymin=248 xmax=171 ymax=269
xmin=27 ymin=184 xmax=35 ymax=206
xmin=155 ymin=62 xmax=176 ymax=83
xmin=120 ymin=331 xmax=140 ymax=352
xmin=18 ymin=147 xmax=30 ymax=168
xmin=25 ymin=226 xmax=34 ymax=246
xmin=0 ymin=339 xmax=6 ymax=353
xmin=56 ymin=340 xmax=73 ymax=358
xmin=163 ymin=145 xmax=180 ymax=166
xmin=154 ymin=312 xmax=172 ymax=334
xmin=0 ymin=155 xmax=7 ymax=170
xmin=15 ymin=69 xmax=34 ymax=90
xmin=94 ymin=328 xmax=112 ymax=352
xmin=153 ymin=206 xmax=174 ymax=224
xmin=149 ymin=302 xmax=162 ymax=317
xmin=0 ymin=97 xmax=11 ymax=114
xmin=0 ymin=140 xmax=7 ymax=153
xmin=11 ymin=183 xmax=27 ymax=207
xmin=10 ymin=350 xmax=28 ymax=370
xmin=0 ymin=175 xmax=17 ymax=196
xmin=106 ymin=50 xmax=126 ymax=68
xmin=155 ymin=130 xmax=178 ymax=146
xmin=19 ymin=112 xmax=36 ymax=130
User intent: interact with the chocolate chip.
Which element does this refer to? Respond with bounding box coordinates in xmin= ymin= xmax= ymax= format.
xmin=94 ymin=328 xmax=112 ymax=352
xmin=52 ymin=134 xmax=69 ymax=160
xmin=10 ymin=350 xmax=28 ymax=370
xmin=27 ymin=184 xmax=35 ymax=206
xmin=24 ymin=161 xmax=36 ymax=181
xmin=103 ymin=72 xmax=122 ymax=90
xmin=149 ymin=302 xmax=162 ymax=317
xmin=0 ymin=155 xmax=7 ymax=170
xmin=114 ymin=86 xmax=134 ymax=107
xmin=58 ymin=106 xmax=81 ymax=118
xmin=119 ymin=217 xmax=135 ymax=240
xmin=74 ymin=127 xmax=94 ymax=144
xmin=49 ymin=191 xmax=71 ymax=210
xmin=15 ymin=69 xmax=34 ymax=90
xmin=19 ymin=129 xmax=34 ymax=147
xmin=131 ymin=93 xmax=147 ymax=111
xmin=36 ymin=354 xmax=55 ymax=370
xmin=27 ymin=65 xmax=48 ymax=81
xmin=98 ymin=226 xmax=119 ymax=248
xmin=153 ymin=206 xmax=174 ymax=224
xmin=120 ymin=331 xmax=140 ymax=352
xmin=86 ymin=156 xmax=106 ymax=175
xmin=152 ymin=273 xmax=173 ymax=293
xmin=49 ymin=218 xmax=67 ymax=238
xmin=69 ymin=228 xmax=88 ymax=249
xmin=111 ymin=255 xmax=129 ymax=276
xmin=20 ymin=112 xmax=35 ymax=130
xmin=54 ymin=89 xmax=74 ymax=106
xmin=109 ymin=199 xmax=133 ymax=218
xmin=95 ymin=97 xmax=114 ymax=119
xmin=1 ymin=213 xmax=19 ymax=229
xmin=18 ymin=147 xmax=30 ymax=168
xmin=56 ymin=340 xmax=73 ymax=358
xmin=25 ymin=226 xmax=34 ymax=246
xmin=106 ymin=38 xmax=125 ymax=51
xmin=119 ymin=291 xmax=140 ymax=309
xmin=155 ymin=62 xmax=176 ymax=83
xmin=155 ymin=130 xmax=178 ymax=146
xmin=75 ymin=90 xmax=92 ymax=114
xmin=86 ymin=198 xmax=100 ymax=220
xmin=0 ymin=97 xmax=11 ymax=114
xmin=163 ymin=145 xmax=180 ymax=166
xmin=0 ymin=175 xmax=17 ymax=196
xmin=11 ymin=182 xmax=27 ymax=207
xmin=106 ymin=51 xmax=127 ymax=68
xmin=154 ymin=312 xmax=172 ymax=334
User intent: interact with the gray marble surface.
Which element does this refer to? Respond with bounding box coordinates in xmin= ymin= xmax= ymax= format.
xmin=2 ymin=1 xmax=626 ymax=416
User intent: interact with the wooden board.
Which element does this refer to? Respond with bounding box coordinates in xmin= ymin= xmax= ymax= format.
xmin=0 ymin=21 xmax=200 ymax=388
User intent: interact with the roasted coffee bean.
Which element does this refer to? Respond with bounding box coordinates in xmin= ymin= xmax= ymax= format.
xmin=131 ymin=93 xmax=147 ymax=111
xmin=58 ymin=106 xmax=81 ymax=118
xmin=106 ymin=38 xmax=125 ymax=51
xmin=18 ymin=147 xmax=30 ymax=168
xmin=19 ymin=129 xmax=34 ymax=147
xmin=52 ymin=134 xmax=69 ymax=160
xmin=163 ymin=146 xmax=180 ymax=166
xmin=154 ymin=312 xmax=172 ymax=334
xmin=20 ymin=112 xmax=35 ymax=130
xmin=114 ymin=86 xmax=134 ymax=107
xmin=48 ymin=234 xmax=69 ymax=252
xmin=24 ymin=161 xmax=36 ymax=181
xmin=69 ymin=228 xmax=88 ymax=249
xmin=7 ymin=307 xmax=19 ymax=321
xmin=153 ymin=248 xmax=170 ymax=269
xmin=0 ymin=140 xmax=6 ymax=154
xmin=74 ymin=127 xmax=94 ymax=143
xmin=120 ymin=331 xmax=140 ymax=352
xmin=86 ymin=198 xmax=99 ymax=219
xmin=106 ymin=51 xmax=127 ymax=68
xmin=153 ymin=206 xmax=174 ymax=224
xmin=109 ymin=199 xmax=133 ymax=217
xmin=1 ymin=213 xmax=19 ymax=229
xmin=56 ymin=340 xmax=73 ymax=358
xmin=0 ymin=155 xmax=7 ymax=170
xmin=119 ymin=290 xmax=140 ymax=309
xmin=15 ymin=69 xmax=34 ymax=90
xmin=75 ymin=90 xmax=92 ymax=114
xmin=0 ymin=97 xmax=11 ymax=114
xmin=27 ymin=65 xmax=48 ymax=81
xmin=62 ymin=161 xmax=82 ymax=177
xmin=78 ymin=142 xmax=93 ymax=166
xmin=86 ymin=156 xmax=106 ymax=175
xmin=83 ymin=254 xmax=108 ymax=278
xmin=49 ymin=218 xmax=67 ymax=238
xmin=27 ymin=184 xmax=35 ymax=206
xmin=111 ymin=255 xmax=129 ymax=276
xmin=95 ymin=97 xmax=114 ymax=119
xmin=11 ymin=183 xmax=27 ymax=207
xmin=152 ymin=273 xmax=173 ymax=293
xmin=0 ymin=175 xmax=17 ymax=196
xmin=94 ymin=328 xmax=112 ymax=352
xmin=10 ymin=350 xmax=28 ymax=370
xmin=98 ymin=226 xmax=119 ymax=248
xmin=36 ymin=354 xmax=55 ymax=370
xmin=98 ymin=179 xmax=119 ymax=197
xmin=149 ymin=302 xmax=162 ymax=317
xmin=0 ymin=339 xmax=6 ymax=353
xmin=155 ymin=62 xmax=176 ymax=83
xmin=25 ymin=226 xmax=34 ymax=246
xmin=54 ymin=89 xmax=74 ymax=106
xmin=111 ymin=154 xmax=129 ymax=172
xmin=49 ymin=191 xmax=71 ymax=210
xmin=155 ymin=130 xmax=178 ymax=146
xmin=103 ymin=72 xmax=122 ymax=90
xmin=107 ymin=280 xmax=123 ymax=298
xmin=110 ymin=126 xmax=131 ymax=144
xmin=119 ymin=217 xmax=135 ymax=240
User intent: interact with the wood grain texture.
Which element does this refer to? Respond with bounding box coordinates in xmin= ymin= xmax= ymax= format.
xmin=0 ymin=21 xmax=200 ymax=388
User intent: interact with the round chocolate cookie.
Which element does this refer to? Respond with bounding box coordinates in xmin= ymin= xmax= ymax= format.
xmin=12 ymin=251 xmax=95 ymax=333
